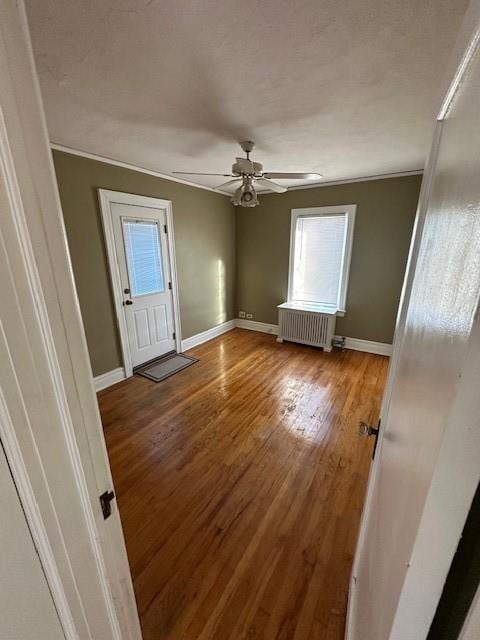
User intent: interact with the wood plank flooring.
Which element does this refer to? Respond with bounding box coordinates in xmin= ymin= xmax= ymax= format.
xmin=99 ymin=328 xmax=388 ymax=640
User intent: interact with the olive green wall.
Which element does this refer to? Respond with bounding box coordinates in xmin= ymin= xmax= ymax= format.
xmin=52 ymin=150 xmax=235 ymax=377
xmin=236 ymin=175 xmax=422 ymax=344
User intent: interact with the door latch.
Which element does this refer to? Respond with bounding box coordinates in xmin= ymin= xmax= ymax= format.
xmin=99 ymin=490 xmax=115 ymax=519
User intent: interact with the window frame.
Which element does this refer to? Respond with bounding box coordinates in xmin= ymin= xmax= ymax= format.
xmin=287 ymin=205 xmax=357 ymax=313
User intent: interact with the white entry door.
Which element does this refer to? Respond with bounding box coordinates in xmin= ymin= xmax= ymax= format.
xmin=347 ymin=21 xmax=480 ymax=640
xmin=111 ymin=202 xmax=176 ymax=368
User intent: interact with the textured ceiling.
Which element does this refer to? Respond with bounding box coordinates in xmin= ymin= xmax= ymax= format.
xmin=26 ymin=0 xmax=468 ymax=192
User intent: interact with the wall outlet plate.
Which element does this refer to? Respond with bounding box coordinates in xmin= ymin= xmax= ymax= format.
xmin=246 ymin=313 xmax=253 ymax=319
xmin=238 ymin=311 xmax=246 ymax=318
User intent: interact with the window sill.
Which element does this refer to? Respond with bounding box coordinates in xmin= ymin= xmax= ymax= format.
xmin=278 ymin=301 xmax=345 ymax=317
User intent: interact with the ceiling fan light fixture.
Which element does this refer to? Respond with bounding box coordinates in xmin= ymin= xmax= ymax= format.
xmin=231 ymin=178 xmax=259 ymax=207
xmin=174 ymin=141 xmax=322 ymax=204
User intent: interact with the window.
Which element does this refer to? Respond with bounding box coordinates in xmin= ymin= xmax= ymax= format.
xmin=122 ymin=219 xmax=165 ymax=296
xmin=288 ymin=205 xmax=356 ymax=312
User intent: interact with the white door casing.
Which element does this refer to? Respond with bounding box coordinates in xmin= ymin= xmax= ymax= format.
xmin=0 ymin=1 xmax=141 ymax=638
xmin=346 ymin=7 xmax=480 ymax=640
xmin=99 ymin=190 xmax=182 ymax=375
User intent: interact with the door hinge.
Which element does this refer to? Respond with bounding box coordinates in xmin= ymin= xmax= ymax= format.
xmin=173 ymin=331 xmax=176 ymax=340
xmin=99 ymin=490 xmax=115 ymax=520
xmin=164 ymin=224 xmax=167 ymax=234
xmin=168 ymin=281 xmax=172 ymax=290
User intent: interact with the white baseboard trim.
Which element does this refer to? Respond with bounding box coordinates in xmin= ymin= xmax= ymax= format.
xmin=236 ymin=319 xmax=279 ymax=335
xmin=235 ymin=320 xmax=392 ymax=355
xmin=181 ymin=319 xmax=236 ymax=351
xmin=335 ymin=336 xmax=393 ymax=356
xmin=94 ymin=322 xmax=236 ymax=391
xmin=94 ymin=366 xmax=126 ymax=392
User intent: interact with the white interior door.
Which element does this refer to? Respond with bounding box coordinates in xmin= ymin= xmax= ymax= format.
xmin=347 ymin=25 xmax=480 ymax=640
xmin=111 ymin=203 xmax=176 ymax=367
xmin=0 ymin=443 xmax=64 ymax=639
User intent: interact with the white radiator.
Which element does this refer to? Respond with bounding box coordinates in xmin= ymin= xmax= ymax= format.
xmin=277 ymin=302 xmax=337 ymax=351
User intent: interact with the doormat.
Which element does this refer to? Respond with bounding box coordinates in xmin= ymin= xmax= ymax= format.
xmin=135 ymin=352 xmax=198 ymax=383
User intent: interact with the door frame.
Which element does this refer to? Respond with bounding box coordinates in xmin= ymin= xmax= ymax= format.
xmin=0 ymin=0 xmax=141 ymax=637
xmin=346 ymin=2 xmax=480 ymax=636
xmin=98 ymin=189 xmax=182 ymax=377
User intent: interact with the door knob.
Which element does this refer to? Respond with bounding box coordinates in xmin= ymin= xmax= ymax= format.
xmin=358 ymin=421 xmax=379 ymax=437
xmin=359 ymin=420 xmax=381 ymax=459
xmin=124 ymin=299 xmax=133 ymax=306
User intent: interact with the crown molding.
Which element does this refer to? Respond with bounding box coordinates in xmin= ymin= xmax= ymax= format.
xmin=256 ymin=169 xmax=424 ymax=195
xmin=50 ymin=143 xmax=423 ymax=198
xmin=50 ymin=143 xmax=231 ymax=196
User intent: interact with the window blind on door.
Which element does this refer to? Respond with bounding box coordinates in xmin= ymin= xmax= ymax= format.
xmin=292 ymin=214 xmax=347 ymax=307
xmin=122 ymin=220 xmax=165 ymax=296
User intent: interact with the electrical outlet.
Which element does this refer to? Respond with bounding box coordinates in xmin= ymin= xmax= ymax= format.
xmin=246 ymin=313 xmax=253 ymax=319
xmin=238 ymin=311 xmax=246 ymax=318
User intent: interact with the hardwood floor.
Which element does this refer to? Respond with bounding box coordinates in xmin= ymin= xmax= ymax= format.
xmin=99 ymin=328 xmax=388 ymax=640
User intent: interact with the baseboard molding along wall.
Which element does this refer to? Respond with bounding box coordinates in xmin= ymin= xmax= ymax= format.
xmin=236 ymin=319 xmax=279 ymax=335
xmin=93 ymin=366 xmax=126 ymax=392
xmin=94 ymin=319 xmax=392 ymax=391
xmin=181 ymin=319 xmax=236 ymax=351
xmin=236 ymin=319 xmax=392 ymax=356
xmin=93 ymin=321 xmax=235 ymax=392
xmin=336 ymin=336 xmax=393 ymax=357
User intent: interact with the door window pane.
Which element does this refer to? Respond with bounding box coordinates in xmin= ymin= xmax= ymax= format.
xmin=122 ymin=220 xmax=165 ymax=296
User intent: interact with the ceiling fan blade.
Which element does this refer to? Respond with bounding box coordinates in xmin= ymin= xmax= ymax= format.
xmin=215 ymin=178 xmax=243 ymax=190
xmin=262 ymin=172 xmax=323 ymax=180
xmin=256 ymin=178 xmax=287 ymax=193
xmin=172 ymin=171 xmax=233 ymax=177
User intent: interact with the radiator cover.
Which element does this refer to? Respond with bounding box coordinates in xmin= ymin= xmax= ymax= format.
xmin=277 ymin=303 xmax=337 ymax=351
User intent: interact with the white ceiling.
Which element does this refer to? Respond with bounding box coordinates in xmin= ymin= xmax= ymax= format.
xmin=25 ymin=0 xmax=468 ymax=192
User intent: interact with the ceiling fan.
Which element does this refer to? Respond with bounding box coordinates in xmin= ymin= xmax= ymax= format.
xmin=173 ymin=141 xmax=322 ymax=207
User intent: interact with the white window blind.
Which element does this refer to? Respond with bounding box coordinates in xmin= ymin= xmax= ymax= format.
xmin=122 ymin=220 xmax=165 ymax=296
xmin=292 ymin=214 xmax=347 ymax=307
